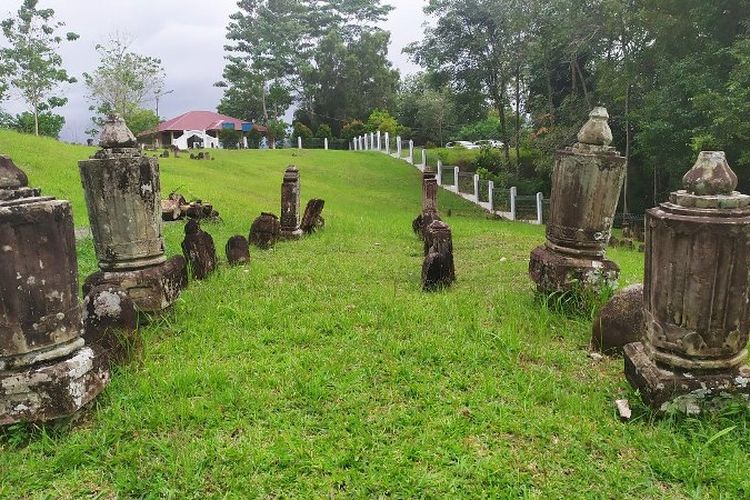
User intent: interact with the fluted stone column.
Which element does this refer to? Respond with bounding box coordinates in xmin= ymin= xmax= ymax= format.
xmin=80 ymin=117 xmax=187 ymax=312
xmin=0 ymin=155 xmax=109 ymax=424
xmin=625 ymin=151 xmax=750 ymax=412
xmin=280 ymin=165 xmax=303 ymax=239
xmin=529 ymin=107 xmax=626 ymax=294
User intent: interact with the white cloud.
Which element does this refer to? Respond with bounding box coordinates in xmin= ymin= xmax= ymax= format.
xmin=1 ymin=0 xmax=427 ymax=142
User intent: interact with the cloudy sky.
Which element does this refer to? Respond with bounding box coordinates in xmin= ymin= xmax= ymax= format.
xmin=1 ymin=0 xmax=428 ymax=142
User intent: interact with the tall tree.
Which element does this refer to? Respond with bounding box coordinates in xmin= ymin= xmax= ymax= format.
xmin=0 ymin=0 xmax=78 ymax=136
xmin=83 ymin=33 xmax=165 ymax=128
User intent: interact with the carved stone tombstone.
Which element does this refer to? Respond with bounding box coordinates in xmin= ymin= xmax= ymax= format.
xmin=422 ymin=220 xmax=456 ymax=291
xmin=0 ymin=155 xmax=109 ymax=424
xmin=529 ymin=107 xmax=626 ymax=294
xmin=280 ymin=166 xmax=302 ymax=239
xmin=79 ymin=116 xmax=187 ymax=312
xmin=82 ymin=284 xmax=138 ymax=367
xmin=226 ymin=235 xmax=251 ymax=265
xmin=249 ymin=212 xmax=281 ymax=249
xmin=181 ymin=219 xmax=218 ymax=280
xmin=624 ymin=151 xmax=750 ymax=412
xmin=413 ymin=172 xmax=442 ymax=239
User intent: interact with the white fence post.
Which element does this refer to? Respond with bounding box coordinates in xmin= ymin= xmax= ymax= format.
xmin=408 ymin=140 xmax=414 ymax=164
xmin=297 ymin=136 xmax=302 ymax=149
xmin=377 ymin=131 xmax=381 ymax=150
xmin=473 ymin=174 xmax=480 ymax=202
xmin=437 ymin=159 xmax=443 ymax=185
xmin=510 ymin=186 xmax=518 ymax=220
xmin=396 ymin=136 xmax=402 ymax=157
xmin=324 ymin=137 xmax=328 ymax=150
xmin=536 ymin=192 xmax=544 ymax=225
xmin=384 ymin=132 xmax=390 ymax=154
xmin=359 ymin=136 xmax=364 ymax=151
xmin=453 ymin=167 xmax=459 ymax=192
xmin=421 ymin=149 xmax=427 ymax=168
xmin=488 ymin=181 xmax=494 ymax=212
xmin=370 ymin=132 xmax=375 ymax=151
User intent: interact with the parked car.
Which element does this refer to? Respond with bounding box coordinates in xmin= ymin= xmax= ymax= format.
xmin=474 ymin=140 xmax=504 ymax=149
xmin=445 ymin=141 xmax=480 ymax=150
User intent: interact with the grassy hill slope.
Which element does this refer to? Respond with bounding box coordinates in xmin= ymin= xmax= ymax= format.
xmin=1 ymin=130 xmax=749 ymax=497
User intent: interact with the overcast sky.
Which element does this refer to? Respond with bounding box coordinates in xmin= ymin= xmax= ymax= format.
xmin=1 ymin=0 xmax=427 ymax=143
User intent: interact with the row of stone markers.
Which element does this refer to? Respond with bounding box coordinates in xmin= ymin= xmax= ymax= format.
xmin=531 ymin=106 xmax=750 ymax=414
xmin=0 ymin=117 xmax=325 ymax=425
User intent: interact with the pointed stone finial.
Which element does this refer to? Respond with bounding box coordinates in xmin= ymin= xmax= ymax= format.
xmin=683 ymin=151 xmax=737 ymax=196
xmin=0 ymin=155 xmax=29 ymax=189
xmin=577 ymin=107 xmax=613 ymax=146
xmin=284 ymin=165 xmax=299 ymax=180
xmin=99 ymin=115 xmax=137 ymax=148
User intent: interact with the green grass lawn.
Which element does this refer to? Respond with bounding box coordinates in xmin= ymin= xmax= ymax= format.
xmin=2 ymin=129 xmax=750 ymax=497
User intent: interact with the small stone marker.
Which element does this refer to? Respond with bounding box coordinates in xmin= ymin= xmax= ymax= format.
xmin=591 ymin=284 xmax=644 ymax=354
xmin=422 ymin=220 xmax=456 ymax=291
xmin=280 ymin=166 xmax=303 ymax=239
xmin=82 ymin=285 xmax=138 ymax=367
xmin=529 ymin=107 xmax=626 ymax=294
xmin=249 ymin=212 xmax=281 ymax=249
xmin=0 ymin=155 xmax=109 ymax=424
xmin=615 ymin=399 xmax=632 ymax=422
xmin=625 ymin=151 xmax=750 ymax=412
xmin=79 ymin=116 xmax=188 ymax=312
xmin=226 ymin=235 xmax=251 ymax=266
xmin=301 ymin=199 xmax=325 ymax=234
xmin=181 ymin=219 xmax=218 ymax=280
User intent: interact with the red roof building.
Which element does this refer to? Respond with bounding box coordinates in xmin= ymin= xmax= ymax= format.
xmin=146 ymin=110 xmax=267 ymax=149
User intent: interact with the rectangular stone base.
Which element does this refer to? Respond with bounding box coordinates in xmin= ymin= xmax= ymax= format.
xmin=84 ymin=255 xmax=187 ymax=312
xmin=529 ymin=245 xmax=619 ymax=294
xmin=624 ymin=342 xmax=750 ymax=413
xmin=0 ymin=346 xmax=110 ymax=425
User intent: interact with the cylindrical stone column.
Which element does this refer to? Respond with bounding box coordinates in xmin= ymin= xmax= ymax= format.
xmin=79 ymin=117 xmax=186 ymax=312
xmin=529 ymin=107 xmax=626 ymax=294
xmin=625 ymin=151 xmax=750 ymax=411
xmin=0 ymin=155 xmax=108 ymax=424
xmin=280 ymin=165 xmax=302 ymax=239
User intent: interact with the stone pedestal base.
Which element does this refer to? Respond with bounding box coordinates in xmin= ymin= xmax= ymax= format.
xmin=0 ymin=346 xmax=110 ymax=425
xmin=280 ymin=228 xmax=303 ymax=240
xmin=529 ymin=245 xmax=619 ymax=294
xmin=84 ymin=255 xmax=187 ymax=313
xmin=624 ymin=342 xmax=750 ymax=413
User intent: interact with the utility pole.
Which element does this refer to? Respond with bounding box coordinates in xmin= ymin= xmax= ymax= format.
xmin=155 ymin=89 xmax=174 ymax=120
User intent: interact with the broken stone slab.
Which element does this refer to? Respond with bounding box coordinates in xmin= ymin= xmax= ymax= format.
xmin=226 ymin=235 xmax=250 ymax=266
xmin=301 ymin=199 xmax=325 ymax=234
xmin=181 ymin=219 xmax=218 ymax=280
xmin=422 ymin=220 xmax=456 ymax=291
xmin=249 ymin=212 xmax=280 ymax=249
xmin=82 ymin=285 xmax=139 ymax=367
xmin=615 ymin=399 xmax=632 ymax=422
xmin=591 ymin=284 xmax=644 ymax=355
xmin=529 ymin=245 xmax=620 ymax=294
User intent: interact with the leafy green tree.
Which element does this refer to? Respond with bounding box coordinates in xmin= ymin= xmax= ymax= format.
xmin=0 ymin=0 xmax=78 ymax=136
xmin=123 ymin=108 xmax=159 ymax=137
xmin=365 ymin=109 xmax=400 ymax=136
xmin=266 ymin=118 xmax=288 ymax=149
xmin=13 ymin=110 xmax=64 ymax=138
xmin=83 ymin=34 xmax=165 ymax=129
xmin=293 ymin=121 xmax=313 ymax=140
xmin=341 ymin=120 xmax=365 ymax=142
xmin=416 ymin=89 xmax=455 ymax=147
xmin=315 ymin=123 xmax=333 ymax=139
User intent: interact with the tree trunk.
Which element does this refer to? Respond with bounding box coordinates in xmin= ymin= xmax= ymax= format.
xmin=575 ymin=59 xmax=591 ymax=108
xmin=515 ymin=64 xmax=521 ymax=167
xmin=33 ymin=104 xmax=39 ymax=136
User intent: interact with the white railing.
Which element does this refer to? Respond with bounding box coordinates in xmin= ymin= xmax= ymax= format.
xmin=352 ymin=134 xmax=545 ymax=224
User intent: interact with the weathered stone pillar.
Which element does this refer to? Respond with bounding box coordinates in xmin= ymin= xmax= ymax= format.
xmin=412 ymin=172 xmax=441 ymax=239
xmin=529 ymin=107 xmax=626 ymax=294
xmin=0 ymin=155 xmax=109 ymax=424
xmin=79 ymin=117 xmax=187 ymax=312
xmin=422 ymin=220 xmax=456 ymax=291
xmin=625 ymin=151 xmax=750 ymax=412
xmin=280 ymin=165 xmax=302 ymax=239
